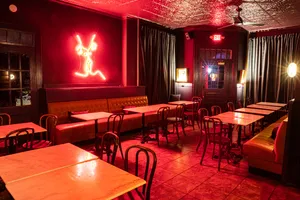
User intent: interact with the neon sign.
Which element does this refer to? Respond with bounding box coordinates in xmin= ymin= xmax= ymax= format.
xmin=75 ymin=34 xmax=106 ymax=80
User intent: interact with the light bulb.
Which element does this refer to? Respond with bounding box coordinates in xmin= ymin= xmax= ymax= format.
xmin=287 ymin=62 xmax=297 ymax=78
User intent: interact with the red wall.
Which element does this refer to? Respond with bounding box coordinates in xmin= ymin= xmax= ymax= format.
xmin=0 ymin=0 xmax=122 ymax=85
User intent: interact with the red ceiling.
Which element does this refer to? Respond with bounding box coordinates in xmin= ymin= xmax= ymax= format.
xmin=54 ymin=0 xmax=300 ymax=31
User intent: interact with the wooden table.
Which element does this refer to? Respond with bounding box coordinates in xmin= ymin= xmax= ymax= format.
xmin=213 ymin=112 xmax=264 ymax=145
xmin=124 ymin=104 xmax=176 ymax=143
xmin=0 ymin=122 xmax=46 ymax=139
xmin=0 ymin=143 xmax=98 ymax=183
xmin=168 ymin=101 xmax=194 ymax=105
xmin=72 ymin=112 xmax=112 ymax=135
xmin=247 ymin=104 xmax=281 ymax=111
xmin=235 ymin=108 xmax=274 ymax=116
xmin=6 ymin=159 xmax=146 ymax=200
xmin=256 ymin=102 xmax=287 ymax=107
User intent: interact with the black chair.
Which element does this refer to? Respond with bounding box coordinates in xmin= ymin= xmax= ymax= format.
xmin=227 ymin=102 xmax=235 ymax=111
xmin=211 ymin=105 xmax=222 ymax=116
xmin=167 ymin=104 xmax=186 ymax=139
xmin=148 ymin=107 xmax=170 ymax=145
xmin=196 ymin=108 xmax=210 ymax=152
xmin=95 ymin=114 xmax=124 ymax=159
xmin=98 ymin=132 xmax=119 ymax=165
xmin=237 ymin=100 xmax=243 ymax=108
xmin=124 ymin=145 xmax=157 ymax=200
xmin=0 ymin=113 xmax=11 ymax=126
xmin=200 ymin=117 xmax=231 ymax=171
xmin=4 ymin=128 xmax=34 ymax=155
xmin=184 ymin=100 xmax=201 ymax=130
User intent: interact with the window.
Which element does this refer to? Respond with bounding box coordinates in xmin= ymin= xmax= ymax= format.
xmin=0 ymin=52 xmax=31 ymax=107
xmin=204 ymin=65 xmax=225 ymax=89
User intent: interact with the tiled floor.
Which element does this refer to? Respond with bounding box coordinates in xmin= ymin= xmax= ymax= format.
xmin=79 ymin=126 xmax=300 ymax=200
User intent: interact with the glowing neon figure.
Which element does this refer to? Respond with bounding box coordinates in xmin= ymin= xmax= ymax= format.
xmin=75 ymin=34 xmax=106 ymax=80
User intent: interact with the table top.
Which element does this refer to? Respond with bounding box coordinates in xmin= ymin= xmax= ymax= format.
xmin=256 ymin=102 xmax=287 ymax=107
xmin=0 ymin=143 xmax=98 ymax=183
xmin=7 ymin=159 xmax=146 ymax=200
xmin=235 ymin=108 xmax=274 ymax=115
xmin=213 ymin=112 xmax=264 ymax=126
xmin=123 ymin=104 xmax=176 ymax=114
xmin=72 ymin=112 xmax=112 ymax=121
xmin=247 ymin=104 xmax=281 ymax=111
xmin=0 ymin=122 xmax=47 ymax=139
xmin=168 ymin=101 xmax=194 ymax=105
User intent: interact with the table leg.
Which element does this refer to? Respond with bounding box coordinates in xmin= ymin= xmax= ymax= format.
xmin=237 ymin=126 xmax=242 ymax=146
xmin=252 ymin=123 xmax=255 ymax=136
xmin=8 ymin=137 xmax=14 ymax=154
xmin=141 ymin=113 xmax=146 ymax=144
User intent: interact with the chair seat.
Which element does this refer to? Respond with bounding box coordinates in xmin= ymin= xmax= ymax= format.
xmin=167 ymin=117 xmax=183 ymax=122
xmin=0 ymin=140 xmax=14 ymax=148
xmin=184 ymin=111 xmax=197 ymax=116
xmin=22 ymin=140 xmax=52 ymax=149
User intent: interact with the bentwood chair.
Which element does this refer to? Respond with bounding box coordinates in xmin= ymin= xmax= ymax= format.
xmin=0 ymin=113 xmax=11 ymax=126
xmin=196 ymin=108 xmax=210 ymax=152
xmin=237 ymin=101 xmax=243 ymax=108
xmin=148 ymin=107 xmax=170 ymax=145
xmin=211 ymin=105 xmax=222 ymax=116
xmin=167 ymin=104 xmax=186 ymax=139
xmin=184 ymin=101 xmax=201 ymax=130
xmin=227 ymin=102 xmax=235 ymax=111
xmin=96 ymin=114 xmax=124 ymax=159
xmin=200 ymin=117 xmax=231 ymax=171
xmin=98 ymin=132 xmax=119 ymax=165
xmin=23 ymin=114 xmax=58 ymax=150
xmin=124 ymin=145 xmax=157 ymax=200
xmin=5 ymin=128 xmax=34 ymax=155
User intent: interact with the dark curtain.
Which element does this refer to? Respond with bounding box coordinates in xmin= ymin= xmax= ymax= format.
xmin=139 ymin=25 xmax=176 ymax=105
xmin=247 ymin=33 xmax=300 ymax=103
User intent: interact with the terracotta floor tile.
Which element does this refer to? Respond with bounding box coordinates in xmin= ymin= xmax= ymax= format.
xmin=189 ymin=183 xmax=229 ymax=200
xmin=164 ymin=175 xmax=203 ymax=193
xmin=225 ymin=194 xmax=246 ymax=200
xmin=180 ymin=194 xmax=200 ymax=200
xmin=180 ymin=165 xmax=217 ymax=183
xmin=205 ymin=172 xmax=244 ymax=193
xmin=151 ymin=184 xmax=186 ymax=200
xmin=270 ymin=185 xmax=300 ymax=200
xmin=162 ymin=160 xmax=194 ymax=174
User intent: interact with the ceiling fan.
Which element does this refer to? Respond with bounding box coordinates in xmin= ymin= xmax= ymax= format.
xmin=218 ymin=6 xmax=265 ymax=29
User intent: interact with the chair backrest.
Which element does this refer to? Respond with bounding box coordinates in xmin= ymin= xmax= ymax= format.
xmin=99 ymin=132 xmax=119 ymax=165
xmin=203 ymin=117 xmax=224 ymax=142
xmin=175 ymin=104 xmax=185 ymax=121
xmin=211 ymin=105 xmax=222 ymax=116
xmin=39 ymin=114 xmax=58 ymax=142
xmin=246 ymin=98 xmax=252 ymax=106
xmin=124 ymin=145 xmax=157 ymax=200
xmin=0 ymin=113 xmax=11 ymax=126
xmin=192 ymin=97 xmax=202 ymax=112
xmin=156 ymin=107 xmax=170 ymax=121
xmin=107 ymin=114 xmax=124 ymax=135
xmin=227 ymin=102 xmax=235 ymax=111
xmin=4 ymin=128 xmax=34 ymax=154
xmin=237 ymin=101 xmax=243 ymax=108
xmin=198 ymin=108 xmax=209 ymax=130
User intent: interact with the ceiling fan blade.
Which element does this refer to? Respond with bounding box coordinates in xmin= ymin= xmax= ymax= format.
xmin=242 ymin=22 xmax=265 ymax=26
xmin=218 ymin=23 xmax=235 ymax=30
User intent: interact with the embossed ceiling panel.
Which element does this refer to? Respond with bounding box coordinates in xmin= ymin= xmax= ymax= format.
xmin=55 ymin=0 xmax=300 ymax=31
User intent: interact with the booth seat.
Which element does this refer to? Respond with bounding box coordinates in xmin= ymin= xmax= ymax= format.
xmin=243 ymin=115 xmax=288 ymax=175
xmin=48 ymin=96 xmax=161 ymax=144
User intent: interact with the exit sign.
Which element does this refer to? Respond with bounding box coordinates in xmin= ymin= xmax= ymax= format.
xmin=210 ymin=34 xmax=225 ymax=42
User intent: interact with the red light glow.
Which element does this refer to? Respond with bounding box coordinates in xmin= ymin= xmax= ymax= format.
xmin=75 ymin=34 xmax=106 ymax=80
xmin=210 ymin=34 xmax=225 ymax=42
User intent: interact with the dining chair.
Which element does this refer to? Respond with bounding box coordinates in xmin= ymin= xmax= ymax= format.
xmin=184 ymin=101 xmax=201 ymax=130
xmin=196 ymin=108 xmax=210 ymax=152
xmin=237 ymin=100 xmax=243 ymax=108
xmin=95 ymin=113 xmax=124 ymax=159
xmin=167 ymin=104 xmax=186 ymax=140
xmin=227 ymin=102 xmax=235 ymax=111
xmin=0 ymin=113 xmax=11 ymax=126
xmin=211 ymin=105 xmax=222 ymax=116
xmin=22 ymin=114 xmax=58 ymax=150
xmin=98 ymin=132 xmax=119 ymax=165
xmin=147 ymin=107 xmax=170 ymax=145
xmin=124 ymin=145 xmax=157 ymax=200
xmin=4 ymin=128 xmax=34 ymax=155
xmin=200 ymin=117 xmax=231 ymax=171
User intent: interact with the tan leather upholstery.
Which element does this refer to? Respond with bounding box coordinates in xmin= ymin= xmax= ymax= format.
xmin=107 ymin=96 xmax=148 ymax=113
xmin=48 ymin=99 xmax=108 ymax=124
xmin=243 ymin=115 xmax=288 ymax=175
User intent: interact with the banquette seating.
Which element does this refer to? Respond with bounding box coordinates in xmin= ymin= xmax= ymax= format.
xmin=243 ymin=115 xmax=288 ymax=175
xmin=48 ymin=96 xmax=160 ymax=144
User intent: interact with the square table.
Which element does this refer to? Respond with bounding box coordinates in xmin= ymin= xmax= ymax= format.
xmin=124 ymin=104 xmax=176 ymax=143
xmin=247 ymin=104 xmax=281 ymax=111
xmin=256 ymin=102 xmax=287 ymax=107
xmin=0 ymin=122 xmax=46 ymax=140
xmin=0 ymin=143 xmax=98 ymax=183
xmin=168 ymin=101 xmax=194 ymax=105
xmin=213 ymin=112 xmax=264 ymax=146
xmin=6 ymin=159 xmax=146 ymax=200
xmin=235 ymin=108 xmax=274 ymax=116
xmin=72 ymin=111 xmax=112 ymax=136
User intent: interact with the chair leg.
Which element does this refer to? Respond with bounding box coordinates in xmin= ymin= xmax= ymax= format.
xmin=196 ymin=131 xmax=203 ymax=152
xmin=181 ymin=120 xmax=186 ymax=136
xmin=218 ymin=143 xmax=222 ymax=171
xmin=156 ymin=127 xmax=159 ymax=146
xmin=192 ymin=115 xmax=195 ymax=130
xmin=175 ymin=123 xmax=180 ymax=140
xmin=212 ymin=143 xmax=216 ymax=159
xmin=200 ymin=135 xmax=207 ymax=165
xmin=118 ymin=140 xmax=124 ymax=159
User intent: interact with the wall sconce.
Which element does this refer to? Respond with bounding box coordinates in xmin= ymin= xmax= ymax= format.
xmin=287 ymin=62 xmax=297 ymax=78
xmin=176 ymin=68 xmax=188 ymax=82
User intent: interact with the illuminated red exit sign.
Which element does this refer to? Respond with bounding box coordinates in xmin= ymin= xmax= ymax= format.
xmin=210 ymin=34 xmax=225 ymax=42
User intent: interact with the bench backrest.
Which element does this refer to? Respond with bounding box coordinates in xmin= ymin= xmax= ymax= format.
xmin=274 ymin=118 xmax=288 ymax=164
